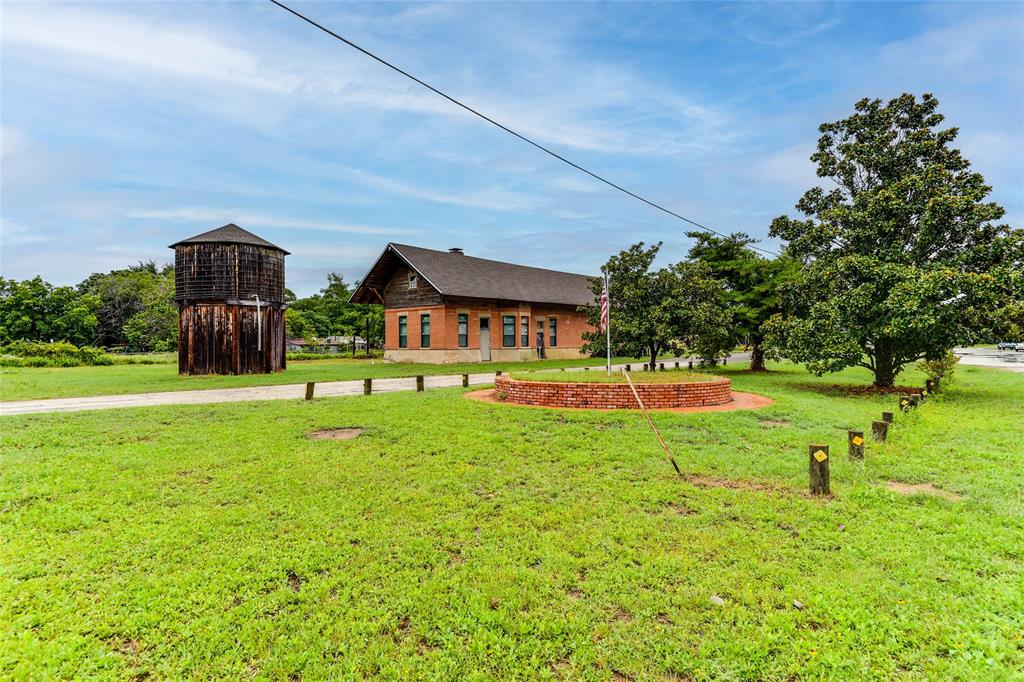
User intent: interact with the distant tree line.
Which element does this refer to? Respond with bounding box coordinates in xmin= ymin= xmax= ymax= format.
xmin=0 ymin=266 xmax=383 ymax=354
xmin=0 ymin=262 xmax=177 ymax=351
xmin=285 ymin=273 xmax=384 ymax=353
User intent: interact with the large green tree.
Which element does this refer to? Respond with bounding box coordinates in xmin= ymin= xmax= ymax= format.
xmin=78 ymin=262 xmax=176 ymax=349
xmin=581 ymin=242 xmax=731 ymax=368
xmin=686 ymin=231 xmax=798 ymax=371
xmin=768 ymin=93 xmax=1023 ymax=386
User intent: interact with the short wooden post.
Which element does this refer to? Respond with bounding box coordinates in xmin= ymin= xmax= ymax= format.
xmin=674 ymin=361 xmax=680 ymax=369
xmin=848 ymin=431 xmax=865 ymax=460
xmin=925 ymin=379 xmax=934 ymax=395
xmin=625 ymin=364 xmax=631 ymax=372
xmin=305 ymin=382 xmax=315 ymax=401
xmin=496 ymin=370 xmax=503 ymax=376
xmin=688 ymin=360 xmax=693 ymax=370
xmin=659 ymin=363 xmax=665 ymax=372
xmin=899 ymin=395 xmax=911 ymax=412
xmin=809 ymin=444 xmax=829 ymax=495
xmin=584 ymin=367 xmax=590 ymax=371
xmin=872 ymin=420 xmax=889 ymax=441
xmin=363 ymin=378 xmax=372 ymax=396
xmin=462 ymin=373 xmax=469 ymax=388
xmin=909 ymin=394 xmax=921 ymax=407
xmin=416 ymin=375 xmax=424 ymax=392
xmin=723 ymin=357 xmax=727 ymax=366
xmin=882 ymin=411 xmax=894 ymax=423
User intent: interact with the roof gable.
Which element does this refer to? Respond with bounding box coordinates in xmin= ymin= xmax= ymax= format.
xmin=350 ymin=243 xmax=595 ymax=306
xmin=169 ymin=224 xmax=289 ymax=254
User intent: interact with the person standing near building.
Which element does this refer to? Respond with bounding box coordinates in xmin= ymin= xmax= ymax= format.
xmin=536 ymin=327 xmax=546 ymax=360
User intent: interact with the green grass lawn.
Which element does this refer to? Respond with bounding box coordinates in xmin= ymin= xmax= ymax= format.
xmin=0 ymin=357 xmax=644 ymax=402
xmin=2 ymin=363 xmax=1022 ymax=679
xmin=511 ymin=369 xmax=715 ymax=384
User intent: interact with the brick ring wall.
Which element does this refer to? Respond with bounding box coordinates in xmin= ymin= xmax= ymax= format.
xmin=495 ymin=375 xmax=732 ymax=409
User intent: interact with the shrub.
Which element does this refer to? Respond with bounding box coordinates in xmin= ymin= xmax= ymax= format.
xmin=0 ymin=340 xmax=116 ymax=367
xmin=917 ymin=351 xmax=960 ymax=383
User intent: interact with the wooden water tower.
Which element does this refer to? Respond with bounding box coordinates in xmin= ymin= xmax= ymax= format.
xmin=170 ymin=224 xmax=288 ymax=375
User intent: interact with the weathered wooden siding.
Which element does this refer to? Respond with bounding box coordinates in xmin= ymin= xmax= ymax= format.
xmin=382 ymin=264 xmax=442 ymax=308
xmin=174 ymin=239 xmax=287 ymax=375
xmin=178 ymin=303 xmax=286 ymax=375
xmin=175 ymin=243 xmax=285 ymax=304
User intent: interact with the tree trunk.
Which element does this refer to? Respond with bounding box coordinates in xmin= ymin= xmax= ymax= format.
xmin=749 ymin=336 xmax=766 ymax=371
xmin=873 ymin=343 xmax=897 ymax=388
xmin=649 ymin=343 xmax=658 ymax=371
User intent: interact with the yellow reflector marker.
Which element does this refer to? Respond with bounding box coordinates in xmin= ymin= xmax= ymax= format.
xmin=901 ymin=399 xmax=909 ymax=406
xmin=852 ymin=436 xmax=864 ymax=446
xmin=813 ymin=450 xmax=828 ymax=462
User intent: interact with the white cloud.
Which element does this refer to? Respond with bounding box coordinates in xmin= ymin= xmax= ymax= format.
xmin=323 ymin=163 xmax=538 ymax=212
xmin=127 ymin=208 xmax=418 ymax=236
xmin=1 ymin=4 xmax=295 ymax=92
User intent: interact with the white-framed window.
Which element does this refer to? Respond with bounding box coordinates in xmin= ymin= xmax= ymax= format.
xmin=408 ymin=273 xmax=418 ymax=289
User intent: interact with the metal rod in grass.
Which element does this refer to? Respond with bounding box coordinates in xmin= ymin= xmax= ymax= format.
xmin=622 ymin=368 xmax=682 ymax=477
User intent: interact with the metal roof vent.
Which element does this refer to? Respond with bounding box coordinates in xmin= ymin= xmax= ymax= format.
xmin=448 ymin=247 xmax=464 ymax=254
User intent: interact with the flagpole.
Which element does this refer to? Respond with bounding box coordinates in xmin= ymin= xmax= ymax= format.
xmin=605 ymin=272 xmax=611 ymax=376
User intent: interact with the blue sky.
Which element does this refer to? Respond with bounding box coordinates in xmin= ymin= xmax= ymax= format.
xmin=2 ymin=1 xmax=1022 ymax=296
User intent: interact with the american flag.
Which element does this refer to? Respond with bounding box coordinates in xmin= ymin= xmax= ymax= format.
xmin=599 ymin=277 xmax=609 ymax=333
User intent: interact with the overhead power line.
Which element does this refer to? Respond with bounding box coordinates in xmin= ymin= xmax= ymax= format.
xmin=269 ymin=0 xmax=782 ymax=258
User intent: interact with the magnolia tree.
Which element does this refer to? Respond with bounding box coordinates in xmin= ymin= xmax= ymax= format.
xmin=766 ymin=93 xmax=1024 ymax=387
xmin=581 ymin=242 xmax=732 ymax=368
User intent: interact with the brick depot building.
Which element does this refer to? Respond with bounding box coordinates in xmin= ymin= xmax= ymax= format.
xmin=349 ymin=243 xmax=596 ymax=363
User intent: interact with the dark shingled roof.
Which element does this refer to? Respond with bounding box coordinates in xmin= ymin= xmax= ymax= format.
xmin=351 ymin=243 xmax=595 ymax=306
xmin=169 ymin=223 xmax=289 ymax=254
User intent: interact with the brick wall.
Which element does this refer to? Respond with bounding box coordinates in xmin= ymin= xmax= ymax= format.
xmin=494 ymin=375 xmax=732 ymax=409
xmin=383 ymin=304 xmax=592 ymax=354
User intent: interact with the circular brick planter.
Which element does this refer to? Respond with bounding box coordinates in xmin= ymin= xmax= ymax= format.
xmin=494 ymin=374 xmax=732 ymax=410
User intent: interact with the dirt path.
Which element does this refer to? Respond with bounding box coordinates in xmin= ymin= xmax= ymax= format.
xmin=2 ymin=355 xmax=749 ymax=416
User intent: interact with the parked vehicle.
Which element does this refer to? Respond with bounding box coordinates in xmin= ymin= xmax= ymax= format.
xmin=1018 ymin=343 xmax=1024 ymax=353
xmin=997 ymin=341 xmax=1020 ymax=351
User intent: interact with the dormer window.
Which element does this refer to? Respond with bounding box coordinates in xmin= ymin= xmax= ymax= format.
xmin=408 ymin=273 xmax=418 ymax=289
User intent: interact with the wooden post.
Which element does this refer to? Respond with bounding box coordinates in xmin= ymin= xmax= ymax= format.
xmin=872 ymin=420 xmax=889 ymax=441
xmin=584 ymin=367 xmax=590 ymax=371
xmin=899 ymin=395 xmax=911 ymax=412
xmin=305 ymin=382 xmax=315 ymax=401
xmin=909 ymin=394 xmax=921 ymax=407
xmin=416 ymin=375 xmax=424 ymax=392
xmin=363 ymin=378 xmax=372 ymax=396
xmin=496 ymin=370 xmax=503 ymax=376
xmin=674 ymin=361 xmax=680 ymax=370
xmin=688 ymin=360 xmax=693 ymax=370
xmin=882 ymin=411 xmax=894 ymax=423
xmin=659 ymin=363 xmax=665 ymax=372
xmin=723 ymin=356 xmax=727 ymax=366
xmin=625 ymin=364 xmax=631 ymax=372
xmin=462 ymin=373 xmax=469 ymax=388
xmin=848 ymin=431 xmax=865 ymax=460
xmin=809 ymin=444 xmax=830 ymax=495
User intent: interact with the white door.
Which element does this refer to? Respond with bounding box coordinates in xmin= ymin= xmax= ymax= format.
xmin=479 ymin=318 xmax=491 ymax=361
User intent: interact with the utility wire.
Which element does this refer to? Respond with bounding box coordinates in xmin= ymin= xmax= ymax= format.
xmin=269 ymin=0 xmax=782 ymax=258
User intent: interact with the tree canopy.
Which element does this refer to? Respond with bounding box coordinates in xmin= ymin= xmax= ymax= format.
xmin=581 ymin=242 xmax=731 ymax=367
xmin=767 ymin=93 xmax=1024 ymax=386
xmin=288 ymin=273 xmax=384 ymax=351
xmin=686 ymin=231 xmax=798 ymax=370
